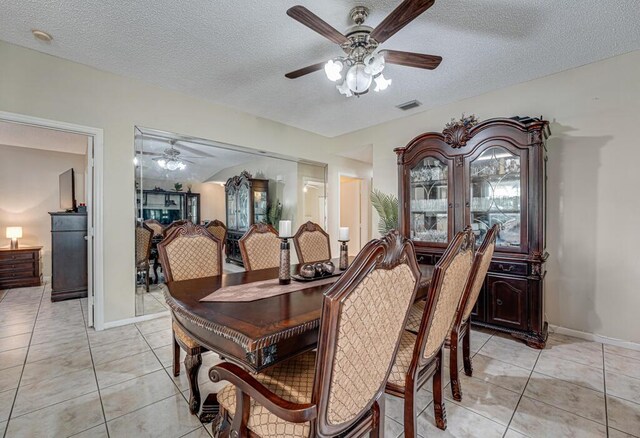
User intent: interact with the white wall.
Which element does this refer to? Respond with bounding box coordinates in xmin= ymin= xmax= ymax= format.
xmin=0 ymin=144 xmax=86 ymax=276
xmin=0 ymin=40 xmax=372 ymax=324
xmin=333 ymin=50 xmax=640 ymax=344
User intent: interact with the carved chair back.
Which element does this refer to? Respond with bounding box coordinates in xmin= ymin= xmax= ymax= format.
xmin=163 ymin=219 xmax=191 ymax=237
xmin=293 ymin=221 xmax=331 ymax=264
xmin=157 ymin=223 xmax=223 ymax=282
xmin=311 ymin=231 xmax=420 ymax=436
xmin=205 ymin=220 xmax=227 ymax=247
xmin=238 ymin=223 xmax=280 ymax=271
xmin=458 ymin=224 xmax=499 ymax=324
xmin=413 ymin=229 xmax=475 ymax=364
xmin=143 ymin=219 xmax=164 ymax=237
xmin=135 ymin=223 xmax=154 ymax=267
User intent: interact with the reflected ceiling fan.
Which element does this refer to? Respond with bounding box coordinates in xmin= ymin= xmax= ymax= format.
xmin=140 ymin=138 xmax=216 ymax=171
xmin=285 ymin=0 xmax=442 ymax=97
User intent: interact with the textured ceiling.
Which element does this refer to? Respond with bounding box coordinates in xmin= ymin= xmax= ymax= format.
xmin=0 ymin=120 xmax=87 ymax=155
xmin=1 ymin=0 xmax=639 ymax=137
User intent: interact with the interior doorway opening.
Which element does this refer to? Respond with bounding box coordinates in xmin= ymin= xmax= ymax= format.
xmin=339 ymin=175 xmax=369 ymax=255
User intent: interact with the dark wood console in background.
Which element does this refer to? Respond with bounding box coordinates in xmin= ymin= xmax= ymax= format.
xmin=0 ymin=246 xmax=42 ymax=289
xmin=50 ymin=212 xmax=88 ymax=302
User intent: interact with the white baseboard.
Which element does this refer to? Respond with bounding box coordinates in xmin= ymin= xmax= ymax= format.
xmin=549 ymin=324 xmax=640 ymax=352
xmin=101 ymin=310 xmax=169 ymax=330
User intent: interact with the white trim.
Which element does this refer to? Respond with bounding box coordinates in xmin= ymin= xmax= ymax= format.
xmin=549 ymin=324 xmax=640 ymax=352
xmin=0 ymin=111 xmax=105 ymax=331
xmin=102 ymin=310 xmax=169 ymax=330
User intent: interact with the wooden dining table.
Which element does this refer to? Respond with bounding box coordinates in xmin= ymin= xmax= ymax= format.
xmin=164 ymin=258 xmax=434 ymax=418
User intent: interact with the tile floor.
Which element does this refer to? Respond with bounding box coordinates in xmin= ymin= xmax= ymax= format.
xmin=1 ymin=283 xmax=639 ymax=437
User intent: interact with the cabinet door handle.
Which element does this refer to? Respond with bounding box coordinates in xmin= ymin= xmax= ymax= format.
xmin=465 ymin=202 xmax=470 ymax=208
xmin=448 ymin=203 xmax=453 ymax=209
xmin=496 ymin=299 xmax=503 ymax=306
xmin=499 ymin=264 xmax=514 ymax=272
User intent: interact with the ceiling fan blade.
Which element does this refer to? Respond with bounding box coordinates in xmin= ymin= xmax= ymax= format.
xmin=380 ymin=49 xmax=442 ymax=69
xmin=285 ymin=62 xmax=325 ymax=79
xmin=370 ymin=0 xmax=435 ymax=44
xmin=287 ymin=6 xmax=349 ymax=45
xmin=140 ymin=151 xmax=163 ymax=156
xmin=174 ymin=142 xmax=216 ymax=158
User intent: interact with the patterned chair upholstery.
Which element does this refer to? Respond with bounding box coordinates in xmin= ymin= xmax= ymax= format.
xmin=157 ymin=223 xmax=223 ymax=416
xmin=143 ymin=219 xmax=164 ymax=237
xmin=211 ymin=231 xmax=421 ymax=438
xmin=385 ymin=229 xmax=474 ymax=437
xmin=293 ymin=221 xmax=331 ymax=264
xmin=239 ymin=223 xmax=280 ymax=271
xmin=135 ymin=223 xmax=154 ymax=292
xmin=205 ymin=220 xmax=227 ymax=249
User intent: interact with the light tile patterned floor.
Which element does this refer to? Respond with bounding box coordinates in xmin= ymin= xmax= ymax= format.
xmin=1 ymin=283 xmax=639 ymax=437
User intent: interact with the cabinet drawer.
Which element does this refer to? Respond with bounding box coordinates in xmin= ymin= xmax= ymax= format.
xmin=486 ymin=275 xmax=528 ymax=331
xmin=0 ymin=251 xmax=36 ymax=263
xmin=0 ymin=261 xmax=35 ymax=274
xmin=0 ymin=269 xmax=36 ymax=280
xmin=489 ymin=261 xmax=528 ymax=276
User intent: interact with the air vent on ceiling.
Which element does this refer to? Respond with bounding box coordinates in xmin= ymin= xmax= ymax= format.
xmin=396 ymin=100 xmax=422 ymax=111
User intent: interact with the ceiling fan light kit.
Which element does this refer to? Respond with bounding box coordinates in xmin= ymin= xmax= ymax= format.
xmin=285 ymin=0 xmax=441 ymax=98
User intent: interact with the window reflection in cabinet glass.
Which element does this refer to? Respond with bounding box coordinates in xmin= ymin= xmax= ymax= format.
xmin=237 ymin=185 xmax=249 ymax=231
xmin=254 ymin=190 xmax=268 ymax=224
xmin=409 ymin=157 xmax=448 ymax=243
xmin=470 ymin=146 xmax=521 ymax=247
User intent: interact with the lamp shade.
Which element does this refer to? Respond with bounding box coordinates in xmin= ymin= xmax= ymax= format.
xmin=6 ymin=227 xmax=22 ymax=239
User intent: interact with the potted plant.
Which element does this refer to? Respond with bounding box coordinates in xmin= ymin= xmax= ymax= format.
xmin=371 ymin=189 xmax=399 ymax=234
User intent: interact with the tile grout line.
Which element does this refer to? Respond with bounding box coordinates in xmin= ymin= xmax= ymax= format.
xmin=500 ymin=344 xmax=542 ymax=438
xmin=81 ymin=295 xmax=111 ymax=438
xmin=2 ymin=283 xmax=46 ymax=438
xmin=602 ymin=343 xmax=609 ymax=437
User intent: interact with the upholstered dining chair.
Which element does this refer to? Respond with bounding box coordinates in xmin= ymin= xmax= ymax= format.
xmin=157 ymin=222 xmax=223 ymax=416
xmin=135 ymin=223 xmax=154 ymax=292
xmin=163 ymin=219 xmax=191 ymax=237
xmin=210 ymin=231 xmax=421 ymax=438
xmin=385 ymin=229 xmax=474 ymax=437
xmin=292 ymin=221 xmax=331 ymax=264
xmin=143 ymin=219 xmax=164 ymax=237
xmin=239 ymin=223 xmax=280 ymax=271
xmin=205 ymin=219 xmax=227 ymax=249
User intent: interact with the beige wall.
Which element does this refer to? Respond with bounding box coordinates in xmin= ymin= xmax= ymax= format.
xmin=333 ymin=50 xmax=640 ymax=343
xmin=194 ymin=182 xmax=225 ymax=224
xmin=0 ymin=40 xmax=372 ymax=324
xmin=0 ymin=144 xmax=86 ymax=276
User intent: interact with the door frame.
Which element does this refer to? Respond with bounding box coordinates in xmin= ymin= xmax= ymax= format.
xmin=0 ymin=111 xmax=105 ymax=330
xmin=338 ymin=173 xmax=370 ymax=253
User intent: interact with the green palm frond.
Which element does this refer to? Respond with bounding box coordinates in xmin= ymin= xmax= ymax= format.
xmin=371 ymin=189 xmax=399 ymax=234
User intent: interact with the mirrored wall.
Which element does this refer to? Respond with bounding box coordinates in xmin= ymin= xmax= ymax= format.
xmin=134 ymin=127 xmax=328 ymax=316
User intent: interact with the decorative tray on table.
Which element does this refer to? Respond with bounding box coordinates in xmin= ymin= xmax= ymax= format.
xmin=292 ymin=261 xmax=343 ymax=282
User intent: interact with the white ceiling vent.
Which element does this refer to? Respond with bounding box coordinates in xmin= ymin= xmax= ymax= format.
xmin=396 ymin=100 xmax=422 ymax=111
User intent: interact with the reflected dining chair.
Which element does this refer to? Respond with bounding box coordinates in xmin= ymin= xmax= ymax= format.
xmin=144 ymin=219 xmax=165 ymax=283
xmin=210 ymin=231 xmax=421 ymax=438
xmin=292 ymin=221 xmax=331 ymax=264
xmin=385 ymin=229 xmax=474 ymax=437
xmin=144 ymin=219 xmax=164 ymax=237
xmin=163 ymin=219 xmax=191 ymax=237
xmin=239 ymin=223 xmax=280 ymax=271
xmin=157 ymin=222 xmax=223 ymax=415
xmin=205 ymin=219 xmax=227 ymax=249
xmin=135 ymin=223 xmax=154 ymax=292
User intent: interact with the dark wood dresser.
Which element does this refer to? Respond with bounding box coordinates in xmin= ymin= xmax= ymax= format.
xmin=0 ymin=246 xmax=42 ymax=289
xmin=50 ymin=212 xmax=88 ymax=301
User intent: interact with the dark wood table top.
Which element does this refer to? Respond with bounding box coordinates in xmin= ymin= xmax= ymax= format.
xmin=165 ymin=259 xmax=434 ymax=372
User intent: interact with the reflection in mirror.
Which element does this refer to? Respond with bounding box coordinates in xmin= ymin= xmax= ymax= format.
xmin=134 ymin=127 xmax=328 ymax=316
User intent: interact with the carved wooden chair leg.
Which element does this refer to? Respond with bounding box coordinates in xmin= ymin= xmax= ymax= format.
xmin=231 ymin=388 xmax=250 ymax=438
xmin=172 ymin=331 xmax=180 ymax=377
xmin=145 ymin=266 xmax=150 ymax=292
xmin=462 ymin=325 xmax=473 ymax=376
xmin=185 ymin=351 xmax=203 ymax=414
xmin=449 ymin=331 xmax=462 ymax=401
xmin=403 ymin=376 xmax=417 ymax=438
xmin=433 ymin=347 xmax=447 ymax=430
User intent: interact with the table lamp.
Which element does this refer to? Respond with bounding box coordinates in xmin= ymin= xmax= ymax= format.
xmin=6 ymin=226 xmax=22 ymax=249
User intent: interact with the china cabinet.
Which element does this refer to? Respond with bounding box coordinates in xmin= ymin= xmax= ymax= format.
xmin=136 ymin=190 xmax=200 ymax=225
xmin=396 ymin=116 xmax=550 ymax=348
xmin=224 ymin=171 xmax=269 ymax=266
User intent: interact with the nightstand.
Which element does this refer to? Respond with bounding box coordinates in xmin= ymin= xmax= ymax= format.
xmin=0 ymin=246 xmax=42 ymax=289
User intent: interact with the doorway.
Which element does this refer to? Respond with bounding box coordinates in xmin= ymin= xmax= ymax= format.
xmin=339 ymin=175 xmax=367 ymax=255
xmin=0 ymin=111 xmax=104 ymax=329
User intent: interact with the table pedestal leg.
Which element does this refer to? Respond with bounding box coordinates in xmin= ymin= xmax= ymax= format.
xmin=185 ymin=352 xmax=202 ymax=414
xmin=200 ymin=393 xmax=220 ymax=423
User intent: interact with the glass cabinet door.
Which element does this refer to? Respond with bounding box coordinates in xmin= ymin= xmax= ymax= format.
xmin=409 ymin=156 xmax=450 ymax=244
xmin=226 ymin=189 xmax=237 ymax=230
xmin=237 ymin=183 xmax=250 ymax=231
xmin=253 ymin=190 xmax=268 ymax=224
xmin=469 ymin=146 xmax=523 ymax=248
xmin=186 ymin=194 xmax=199 ymax=224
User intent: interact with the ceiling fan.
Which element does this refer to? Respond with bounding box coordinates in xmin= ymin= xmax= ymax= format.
xmin=138 ymin=138 xmax=217 ymax=171
xmin=285 ymin=0 xmax=442 ymax=97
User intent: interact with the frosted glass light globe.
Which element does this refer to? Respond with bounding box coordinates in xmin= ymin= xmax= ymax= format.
xmin=324 ymin=60 xmax=343 ymax=82
xmin=346 ymin=63 xmax=372 ymax=94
